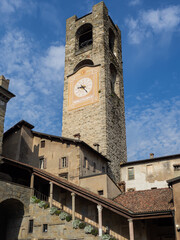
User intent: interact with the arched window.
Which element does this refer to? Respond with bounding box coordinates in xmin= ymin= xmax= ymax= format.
xmin=109 ymin=28 xmax=115 ymax=53
xmin=110 ymin=63 xmax=117 ymax=92
xmin=76 ymin=23 xmax=93 ymax=49
xmin=74 ymin=59 xmax=94 ymax=72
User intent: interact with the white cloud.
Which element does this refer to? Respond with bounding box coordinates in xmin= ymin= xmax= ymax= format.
xmin=126 ymin=97 xmax=180 ymax=161
xmin=129 ymin=0 xmax=141 ymax=6
xmin=0 ymin=29 xmax=65 ymax=134
xmin=126 ymin=5 xmax=180 ymax=44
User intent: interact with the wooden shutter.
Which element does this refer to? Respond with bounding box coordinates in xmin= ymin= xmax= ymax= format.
xmin=66 ymin=157 xmax=68 ymax=168
xmin=44 ymin=158 xmax=47 ymax=169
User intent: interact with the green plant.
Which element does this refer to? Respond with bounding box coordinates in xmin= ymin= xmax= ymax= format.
xmin=38 ymin=201 xmax=46 ymax=208
xmin=66 ymin=214 xmax=72 ymax=222
xmin=55 ymin=209 xmax=61 ymax=215
xmin=84 ymin=225 xmax=93 ymax=234
xmin=44 ymin=202 xmax=49 ymax=209
xmin=110 ymin=238 xmax=116 ymax=240
xmin=79 ymin=222 xmax=86 ymax=229
xmin=50 ymin=207 xmax=58 ymax=215
xmin=102 ymin=234 xmax=111 ymax=240
xmin=91 ymin=228 xmax=98 ymax=236
xmin=72 ymin=219 xmax=80 ymax=229
xmin=59 ymin=211 xmax=68 ymax=220
xmin=30 ymin=196 xmax=37 ymax=204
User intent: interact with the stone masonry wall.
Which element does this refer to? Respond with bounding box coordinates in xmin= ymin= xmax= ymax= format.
xmin=62 ymin=2 xmax=127 ymax=183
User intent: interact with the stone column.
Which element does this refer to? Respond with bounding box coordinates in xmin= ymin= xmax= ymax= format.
xmin=49 ymin=182 xmax=53 ymax=208
xmin=128 ymin=219 xmax=134 ymax=240
xmin=71 ymin=192 xmax=76 ymax=220
xmin=97 ymin=205 xmax=103 ymax=236
xmin=30 ymin=173 xmax=34 ymax=197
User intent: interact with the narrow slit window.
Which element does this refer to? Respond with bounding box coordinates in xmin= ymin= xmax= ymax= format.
xmin=28 ymin=219 xmax=34 ymax=233
xmin=41 ymin=140 xmax=45 ymax=148
xmin=43 ymin=224 xmax=48 ymax=233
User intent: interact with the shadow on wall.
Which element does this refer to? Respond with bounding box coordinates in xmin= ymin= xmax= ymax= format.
xmin=0 ymin=198 xmax=24 ymax=240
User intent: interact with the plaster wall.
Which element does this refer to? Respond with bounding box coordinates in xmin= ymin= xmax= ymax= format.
xmin=120 ymin=158 xmax=180 ymax=191
xmin=80 ymin=173 xmax=121 ymax=199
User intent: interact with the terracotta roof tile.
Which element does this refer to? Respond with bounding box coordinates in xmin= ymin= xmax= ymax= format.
xmin=114 ymin=188 xmax=173 ymax=214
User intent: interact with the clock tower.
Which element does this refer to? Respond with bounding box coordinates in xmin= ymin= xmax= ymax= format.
xmin=62 ymin=2 xmax=127 ymax=182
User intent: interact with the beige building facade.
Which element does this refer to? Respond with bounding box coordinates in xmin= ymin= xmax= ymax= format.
xmin=120 ymin=154 xmax=180 ymax=192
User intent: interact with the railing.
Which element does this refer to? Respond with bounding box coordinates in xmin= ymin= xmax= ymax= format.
xmin=34 ymin=189 xmax=48 ymax=202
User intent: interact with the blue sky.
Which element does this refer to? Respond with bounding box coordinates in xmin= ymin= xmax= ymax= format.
xmin=0 ymin=0 xmax=180 ymax=161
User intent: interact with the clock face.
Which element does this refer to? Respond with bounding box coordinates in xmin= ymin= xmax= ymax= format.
xmin=74 ymin=78 xmax=92 ymax=97
xmin=68 ymin=66 xmax=100 ymax=110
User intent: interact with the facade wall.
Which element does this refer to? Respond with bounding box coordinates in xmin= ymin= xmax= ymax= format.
xmin=62 ymin=1 xmax=127 ymax=183
xmin=80 ymin=173 xmax=121 ymax=199
xmin=121 ymin=158 xmax=180 ymax=191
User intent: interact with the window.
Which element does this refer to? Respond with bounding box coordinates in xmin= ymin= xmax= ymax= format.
xmin=146 ymin=164 xmax=153 ymax=175
xmin=76 ymin=23 xmax=93 ymax=50
xmin=28 ymin=220 xmax=34 ymax=233
xmin=102 ymin=166 xmax=105 ymax=173
xmin=83 ymin=157 xmax=89 ymax=169
xmin=39 ymin=158 xmax=44 ymax=169
xmin=59 ymin=157 xmax=68 ymax=168
xmin=98 ymin=190 xmax=104 ymax=195
xmin=93 ymin=162 xmax=96 ymax=172
xmin=174 ymin=164 xmax=180 ymax=171
xmin=43 ymin=224 xmax=48 ymax=233
xmin=41 ymin=140 xmax=45 ymax=148
xmin=128 ymin=167 xmax=134 ymax=180
xmin=59 ymin=173 xmax=68 ymax=180
xmin=109 ymin=28 xmax=115 ymax=53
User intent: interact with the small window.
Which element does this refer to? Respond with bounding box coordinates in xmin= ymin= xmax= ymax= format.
xmin=98 ymin=190 xmax=104 ymax=195
xmin=102 ymin=166 xmax=105 ymax=173
xmin=109 ymin=28 xmax=115 ymax=53
xmin=174 ymin=164 xmax=180 ymax=171
xmin=41 ymin=140 xmax=45 ymax=148
xmin=43 ymin=224 xmax=48 ymax=233
xmin=128 ymin=167 xmax=134 ymax=180
xmin=28 ymin=220 xmax=34 ymax=233
xmin=93 ymin=162 xmax=96 ymax=172
xmin=61 ymin=157 xmax=68 ymax=168
xmin=39 ymin=158 xmax=44 ymax=169
xmin=66 ymin=143 xmax=70 ymax=148
xmin=146 ymin=164 xmax=153 ymax=175
xmin=59 ymin=173 xmax=68 ymax=180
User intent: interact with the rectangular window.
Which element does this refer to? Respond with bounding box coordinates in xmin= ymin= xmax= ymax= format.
xmin=98 ymin=190 xmax=104 ymax=195
xmin=128 ymin=167 xmax=134 ymax=180
xmin=61 ymin=157 xmax=68 ymax=168
xmin=59 ymin=173 xmax=68 ymax=180
xmin=174 ymin=164 xmax=180 ymax=171
xmin=39 ymin=158 xmax=44 ymax=169
xmin=41 ymin=140 xmax=45 ymax=148
xmin=43 ymin=224 xmax=48 ymax=233
xmin=28 ymin=219 xmax=34 ymax=233
xmin=93 ymin=162 xmax=96 ymax=172
xmin=146 ymin=164 xmax=153 ymax=175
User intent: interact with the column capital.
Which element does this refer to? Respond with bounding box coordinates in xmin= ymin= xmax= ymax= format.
xmin=97 ymin=204 xmax=103 ymax=212
xmin=71 ymin=192 xmax=76 ymax=197
xmin=128 ymin=218 xmax=133 ymax=222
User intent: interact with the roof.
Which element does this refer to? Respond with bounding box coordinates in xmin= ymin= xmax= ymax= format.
xmin=121 ymin=153 xmax=180 ymax=167
xmin=167 ymin=176 xmax=180 ymax=185
xmin=1 ymin=157 xmax=174 ymax=219
xmin=114 ymin=188 xmax=173 ymax=214
xmin=3 ymin=120 xmax=110 ymax=163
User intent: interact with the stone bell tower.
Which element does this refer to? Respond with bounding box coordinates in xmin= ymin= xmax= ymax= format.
xmin=62 ymin=2 xmax=127 ymax=182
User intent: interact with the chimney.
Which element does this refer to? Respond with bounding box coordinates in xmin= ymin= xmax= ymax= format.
xmin=73 ymin=133 xmax=81 ymax=140
xmin=150 ymin=153 xmax=154 ymax=159
xmin=93 ymin=143 xmax=100 ymax=152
